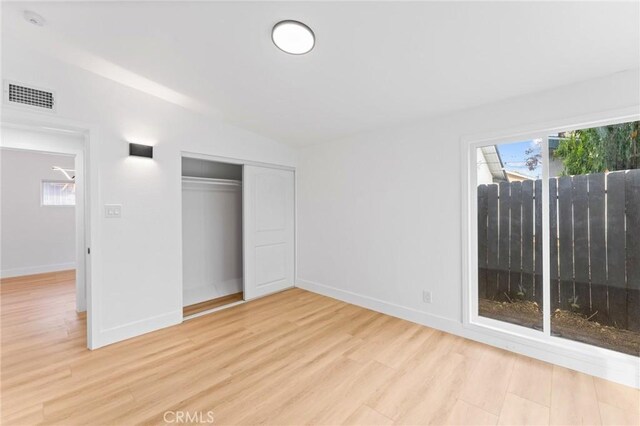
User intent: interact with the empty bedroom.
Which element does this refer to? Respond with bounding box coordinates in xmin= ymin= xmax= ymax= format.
xmin=1 ymin=1 xmax=638 ymax=425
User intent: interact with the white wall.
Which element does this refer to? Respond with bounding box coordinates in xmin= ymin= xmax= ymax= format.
xmin=297 ymin=68 xmax=639 ymax=322
xmin=296 ymin=69 xmax=640 ymax=386
xmin=1 ymin=149 xmax=76 ymax=277
xmin=2 ymin=39 xmax=296 ymax=348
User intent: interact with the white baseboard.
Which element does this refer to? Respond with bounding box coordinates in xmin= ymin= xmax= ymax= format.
xmin=92 ymin=310 xmax=183 ymax=349
xmin=296 ymin=278 xmax=639 ymax=389
xmin=1 ymin=262 xmax=76 ymax=278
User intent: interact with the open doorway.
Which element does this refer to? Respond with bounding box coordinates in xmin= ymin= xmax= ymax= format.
xmin=1 ymin=125 xmax=89 ymax=344
xmin=1 ymin=149 xmax=77 ymax=277
xmin=181 ymin=156 xmax=244 ymax=318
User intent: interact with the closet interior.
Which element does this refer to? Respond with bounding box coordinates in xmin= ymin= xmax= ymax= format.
xmin=181 ymin=157 xmax=244 ymax=317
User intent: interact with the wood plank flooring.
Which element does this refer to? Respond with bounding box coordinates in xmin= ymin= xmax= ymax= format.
xmin=1 ymin=272 xmax=638 ymax=425
xmin=183 ymin=292 xmax=244 ymax=317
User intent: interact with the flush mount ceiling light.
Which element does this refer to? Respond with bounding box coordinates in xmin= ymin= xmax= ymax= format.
xmin=23 ymin=10 xmax=45 ymax=26
xmin=272 ymin=20 xmax=315 ymax=55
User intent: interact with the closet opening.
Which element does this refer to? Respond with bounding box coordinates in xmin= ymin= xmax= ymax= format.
xmin=181 ymin=156 xmax=244 ymax=318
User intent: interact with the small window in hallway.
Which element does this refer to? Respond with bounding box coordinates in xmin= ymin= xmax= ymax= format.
xmin=42 ymin=180 xmax=75 ymax=206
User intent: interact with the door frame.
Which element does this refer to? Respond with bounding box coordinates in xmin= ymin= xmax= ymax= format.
xmin=179 ymin=151 xmax=296 ymax=309
xmin=1 ymin=129 xmax=87 ymax=311
xmin=1 ymin=109 xmax=99 ymax=350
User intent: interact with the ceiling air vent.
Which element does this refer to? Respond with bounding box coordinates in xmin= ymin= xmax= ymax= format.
xmin=4 ymin=81 xmax=55 ymax=111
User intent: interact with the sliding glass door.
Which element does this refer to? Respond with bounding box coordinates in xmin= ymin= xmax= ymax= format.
xmin=546 ymin=123 xmax=639 ymax=356
xmin=476 ymin=140 xmax=544 ymax=331
xmin=473 ymin=120 xmax=639 ymax=357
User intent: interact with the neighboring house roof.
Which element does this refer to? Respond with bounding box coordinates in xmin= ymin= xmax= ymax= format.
xmin=505 ymin=170 xmax=535 ymax=182
xmin=479 ymin=145 xmax=507 ymax=182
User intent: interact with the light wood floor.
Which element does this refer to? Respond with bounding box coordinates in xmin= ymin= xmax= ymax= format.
xmin=1 ymin=272 xmax=638 ymax=425
xmin=183 ymin=292 xmax=244 ymax=317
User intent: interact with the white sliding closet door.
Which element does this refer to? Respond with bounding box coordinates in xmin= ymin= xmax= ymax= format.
xmin=243 ymin=166 xmax=294 ymax=300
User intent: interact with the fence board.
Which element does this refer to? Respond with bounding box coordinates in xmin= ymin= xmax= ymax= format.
xmin=521 ymin=180 xmax=534 ymax=300
xmin=486 ymin=184 xmax=499 ymax=299
xmin=477 ymin=185 xmax=488 ymax=299
xmin=510 ymin=182 xmax=522 ymax=297
xmin=588 ymin=173 xmax=608 ymax=324
xmin=607 ymin=171 xmax=627 ymax=329
xmin=479 ymin=169 xmax=638 ymax=335
xmin=626 ymin=169 xmax=640 ymax=332
xmin=498 ymin=182 xmax=511 ymax=299
xmin=572 ymin=175 xmax=590 ymax=316
xmin=557 ymin=176 xmax=574 ymax=311
xmin=549 ymin=178 xmax=559 ymax=310
xmin=534 ymin=179 xmax=543 ymax=306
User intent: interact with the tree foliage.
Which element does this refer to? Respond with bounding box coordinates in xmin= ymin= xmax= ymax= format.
xmin=553 ymin=121 xmax=639 ymax=175
xmin=524 ymin=145 xmax=542 ymax=171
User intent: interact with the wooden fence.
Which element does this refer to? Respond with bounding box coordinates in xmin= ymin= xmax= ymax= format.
xmin=477 ymin=169 xmax=640 ymax=331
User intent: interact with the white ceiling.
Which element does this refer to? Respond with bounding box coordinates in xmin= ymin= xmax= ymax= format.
xmin=3 ymin=1 xmax=639 ymax=146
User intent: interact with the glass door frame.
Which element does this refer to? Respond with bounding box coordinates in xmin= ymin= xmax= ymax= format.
xmin=462 ymin=112 xmax=640 ymax=362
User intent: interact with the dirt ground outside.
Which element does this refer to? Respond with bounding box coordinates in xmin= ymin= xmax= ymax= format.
xmin=479 ymin=298 xmax=640 ymax=356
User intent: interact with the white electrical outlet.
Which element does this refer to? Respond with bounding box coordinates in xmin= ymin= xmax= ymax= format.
xmin=104 ymin=204 xmax=122 ymax=218
xmin=423 ymin=290 xmax=432 ymax=304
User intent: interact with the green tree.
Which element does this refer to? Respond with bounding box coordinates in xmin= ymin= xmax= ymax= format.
xmin=553 ymin=121 xmax=639 ymax=175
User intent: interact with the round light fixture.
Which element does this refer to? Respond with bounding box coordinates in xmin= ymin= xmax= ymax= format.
xmin=272 ymin=20 xmax=315 ymax=55
xmin=23 ymin=10 xmax=46 ymax=27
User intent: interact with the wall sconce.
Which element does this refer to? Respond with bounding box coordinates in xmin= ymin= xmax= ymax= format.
xmin=129 ymin=143 xmax=153 ymax=158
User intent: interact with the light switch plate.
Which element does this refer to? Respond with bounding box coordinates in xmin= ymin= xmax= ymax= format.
xmin=104 ymin=204 xmax=122 ymax=218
